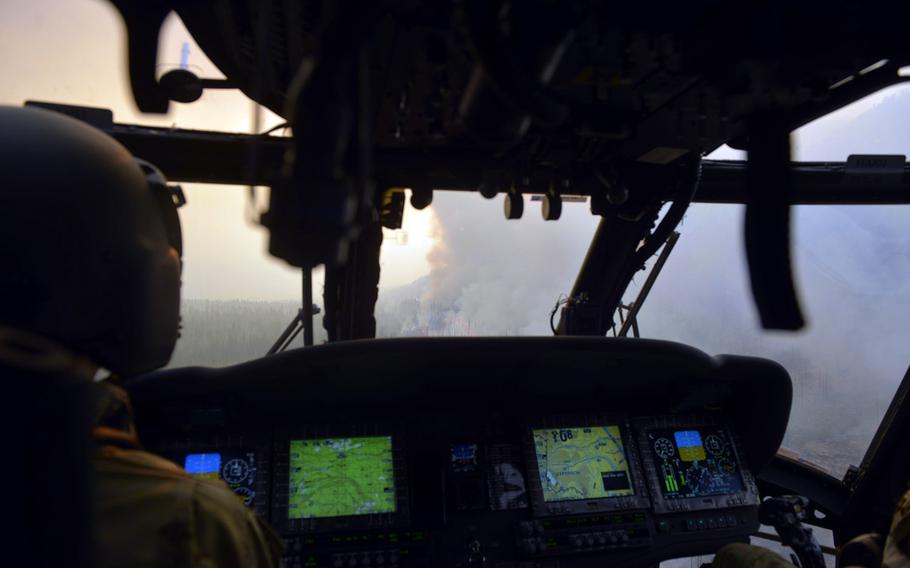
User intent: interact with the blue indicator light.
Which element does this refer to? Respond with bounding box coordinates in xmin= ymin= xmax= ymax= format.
xmin=185 ymin=453 xmax=221 ymax=474
xmin=674 ymin=430 xmax=703 ymax=449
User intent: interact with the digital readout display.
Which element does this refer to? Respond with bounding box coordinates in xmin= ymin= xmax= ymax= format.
xmin=532 ymin=426 xmax=634 ymax=502
xmin=647 ymin=428 xmax=745 ymax=499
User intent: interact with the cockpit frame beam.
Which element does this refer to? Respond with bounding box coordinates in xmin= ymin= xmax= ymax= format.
xmin=23 ymin=103 xmax=910 ymax=206
xmin=101 ymin=122 xmax=910 ymax=205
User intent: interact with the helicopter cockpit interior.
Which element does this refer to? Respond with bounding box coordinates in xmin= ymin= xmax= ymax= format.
xmin=8 ymin=1 xmax=910 ymax=567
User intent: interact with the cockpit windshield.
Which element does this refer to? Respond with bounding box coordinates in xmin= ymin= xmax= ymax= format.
xmin=6 ymin=1 xmax=908 ymax=484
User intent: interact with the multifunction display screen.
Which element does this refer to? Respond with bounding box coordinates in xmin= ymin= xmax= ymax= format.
xmin=184 ymin=451 xmax=258 ymax=507
xmin=488 ymin=444 xmax=529 ymax=510
xmin=288 ymin=436 xmax=396 ymax=519
xmin=647 ymin=428 xmax=745 ymax=498
xmin=450 ymin=443 xmax=478 ymax=473
xmin=532 ymin=425 xmax=634 ymax=502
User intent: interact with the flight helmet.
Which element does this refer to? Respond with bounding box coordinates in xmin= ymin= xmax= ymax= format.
xmin=0 ymin=106 xmax=181 ymax=376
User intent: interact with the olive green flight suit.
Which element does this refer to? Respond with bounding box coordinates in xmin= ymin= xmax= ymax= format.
xmin=92 ymin=382 xmax=283 ymax=568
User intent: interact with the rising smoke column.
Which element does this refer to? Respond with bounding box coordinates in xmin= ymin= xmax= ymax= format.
xmin=380 ymin=191 xmax=601 ymax=336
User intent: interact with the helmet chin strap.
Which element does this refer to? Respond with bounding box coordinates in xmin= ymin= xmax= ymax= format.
xmin=0 ymin=325 xmax=98 ymax=379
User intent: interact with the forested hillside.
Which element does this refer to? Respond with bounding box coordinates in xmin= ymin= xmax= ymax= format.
xmin=168 ymin=299 xmax=325 ymax=367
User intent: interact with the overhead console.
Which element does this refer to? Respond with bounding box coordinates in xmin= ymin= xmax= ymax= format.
xmin=129 ymin=337 xmax=792 ymax=568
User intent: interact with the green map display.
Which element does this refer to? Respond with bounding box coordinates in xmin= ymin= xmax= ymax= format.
xmin=533 ymin=426 xmax=634 ymax=502
xmin=288 ymin=436 xmax=396 ymax=519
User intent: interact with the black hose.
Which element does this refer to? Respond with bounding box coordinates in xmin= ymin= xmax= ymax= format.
xmin=632 ymin=158 xmax=702 ymax=267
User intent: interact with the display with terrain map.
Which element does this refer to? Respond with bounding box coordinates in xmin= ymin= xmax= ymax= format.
xmin=288 ymin=436 xmax=396 ymax=519
xmin=532 ymin=426 xmax=634 ymax=502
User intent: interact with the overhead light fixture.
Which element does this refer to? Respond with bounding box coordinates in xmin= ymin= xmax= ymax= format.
xmin=829 ymin=75 xmax=855 ymax=90
xmin=858 ymin=59 xmax=889 ymax=75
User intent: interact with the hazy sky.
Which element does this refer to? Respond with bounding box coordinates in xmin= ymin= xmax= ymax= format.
xmin=0 ymin=0 xmax=437 ymax=300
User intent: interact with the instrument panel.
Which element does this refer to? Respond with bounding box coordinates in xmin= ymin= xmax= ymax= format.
xmin=131 ymin=337 xmax=792 ymax=567
xmin=154 ymin=414 xmax=760 ymax=567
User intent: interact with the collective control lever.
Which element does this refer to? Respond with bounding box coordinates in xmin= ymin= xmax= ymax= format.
xmin=759 ymin=496 xmax=825 ymax=568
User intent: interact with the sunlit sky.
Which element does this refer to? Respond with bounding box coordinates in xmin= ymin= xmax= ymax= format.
xmin=0 ymin=0 xmax=437 ymax=300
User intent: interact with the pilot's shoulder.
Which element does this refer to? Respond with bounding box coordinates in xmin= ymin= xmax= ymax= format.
xmin=190 ymin=475 xmax=284 ymax=567
xmin=94 ymin=448 xmax=190 ymax=480
xmin=95 ymin=447 xmax=254 ymax=519
xmin=94 ymin=449 xmax=282 ymax=566
xmin=94 ymin=447 xmax=248 ymax=513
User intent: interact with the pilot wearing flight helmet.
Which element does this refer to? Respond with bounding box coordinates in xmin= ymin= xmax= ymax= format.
xmin=0 ymin=105 xmax=282 ymax=567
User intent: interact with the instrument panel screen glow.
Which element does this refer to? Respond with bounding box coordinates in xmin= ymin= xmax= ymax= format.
xmin=183 ymin=451 xmax=258 ymax=507
xmin=647 ymin=428 xmax=745 ymax=498
xmin=532 ymin=425 xmax=634 ymax=502
xmin=288 ymin=436 xmax=396 ymax=519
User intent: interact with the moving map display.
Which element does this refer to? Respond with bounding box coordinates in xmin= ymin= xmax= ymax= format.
xmin=288 ymin=436 xmax=396 ymax=519
xmin=184 ymin=451 xmax=258 ymax=507
xmin=532 ymin=425 xmax=634 ymax=502
xmin=647 ymin=428 xmax=744 ymax=498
